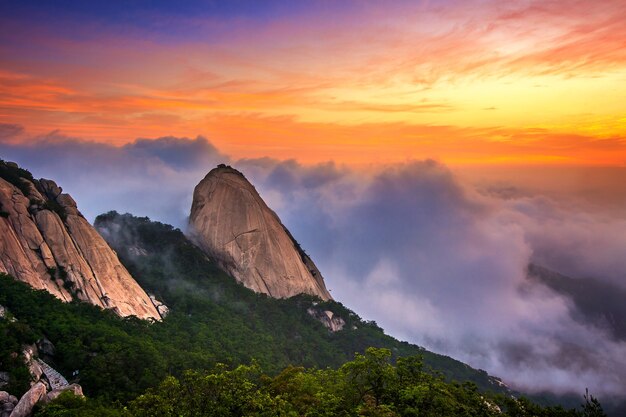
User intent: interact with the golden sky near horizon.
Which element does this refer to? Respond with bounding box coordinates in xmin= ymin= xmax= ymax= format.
xmin=1 ymin=0 xmax=625 ymax=166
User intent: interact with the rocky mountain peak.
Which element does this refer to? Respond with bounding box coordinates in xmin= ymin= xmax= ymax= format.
xmin=0 ymin=160 xmax=161 ymax=320
xmin=189 ymin=164 xmax=332 ymax=300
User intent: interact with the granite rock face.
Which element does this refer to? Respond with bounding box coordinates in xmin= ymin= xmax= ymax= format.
xmin=8 ymin=382 xmax=46 ymax=417
xmin=307 ymin=307 xmax=346 ymax=332
xmin=0 ymin=161 xmax=160 ymax=320
xmin=189 ymin=165 xmax=332 ymax=300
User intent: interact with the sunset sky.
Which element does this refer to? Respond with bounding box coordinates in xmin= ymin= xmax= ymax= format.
xmin=3 ymin=1 xmax=626 ymax=399
xmin=1 ymin=0 xmax=625 ymax=165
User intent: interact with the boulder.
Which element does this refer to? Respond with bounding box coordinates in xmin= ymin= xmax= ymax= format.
xmin=27 ymin=362 xmax=42 ymax=385
xmin=44 ymin=384 xmax=83 ymax=403
xmin=149 ymin=294 xmax=169 ymax=318
xmin=0 ymin=393 xmax=15 ymax=417
xmin=36 ymin=338 xmax=55 ymax=360
xmin=37 ymin=179 xmax=62 ymax=200
xmin=2 ymin=403 xmax=15 ymax=417
xmin=9 ymin=381 xmax=46 ymax=417
xmin=22 ymin=346 xmax=36 ymax=363
xmin=55 ymin=194 xmax=79 ymax=215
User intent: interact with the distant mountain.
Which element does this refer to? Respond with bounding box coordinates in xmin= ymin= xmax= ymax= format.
xmin=0 ymin=160 xmax=160 ymax=320
xmin=526 ymin=264 xmax=626 ymax=416
xmin=189 ymin=164 xmax=332 ymax=300
xmin=528 ymin=264 xmax=626 ymax=341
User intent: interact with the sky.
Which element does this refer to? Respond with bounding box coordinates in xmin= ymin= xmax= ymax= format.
xmin=1 ymin=0 xmax=625 ymax=165
xmin=2 ymin=0 xmax=626 ymax=404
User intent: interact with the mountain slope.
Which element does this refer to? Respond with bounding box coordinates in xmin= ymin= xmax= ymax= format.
xmin=3 ymin=277 xmax=589 ymax=416
xmin=0 ymin=160 xmax=160 ymax=320
xmin=189 ymin=165 xmax=331 ymax=300
xmin=95 ymin=211 xmax=510 ymax=394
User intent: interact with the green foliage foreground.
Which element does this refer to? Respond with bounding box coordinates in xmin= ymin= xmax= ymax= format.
xmin=36 ymin=348 xmax=603 ymax=417
xmin=0 ymin=274 xmax=603 ymax=416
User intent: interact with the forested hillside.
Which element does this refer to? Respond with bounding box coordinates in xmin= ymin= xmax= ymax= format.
xmin=0 ymin=280 xmax=603 ymax=416
xmin=95 ymin=212 xmax=508 ymax=390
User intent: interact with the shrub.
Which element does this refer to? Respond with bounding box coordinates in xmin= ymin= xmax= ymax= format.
xmin=42 ymin=199 xmax=68 ymax=221
xmin=0 ymin=160 xmax=34 ymax=196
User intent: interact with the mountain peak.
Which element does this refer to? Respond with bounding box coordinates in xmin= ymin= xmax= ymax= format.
xmin=189 ymin=164 xmax=332 ymax=300
xmin=0 ymin=160 xmax=161 ymax=320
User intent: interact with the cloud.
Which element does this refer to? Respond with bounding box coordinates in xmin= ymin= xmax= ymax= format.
xmin=0 ymin=133 xmax=228 ymax=225
xmin=243 ymin=158 xmax=626 ymax=397
xmin=2 ymin=0 xmax=626 ymax=166
xmin=123 ymin=136 xmax=223 ymax=170
xmin=0 ymin=123 xmax=24 ymax=140
xmin=2 ymin=133 xmax=626 ymax=398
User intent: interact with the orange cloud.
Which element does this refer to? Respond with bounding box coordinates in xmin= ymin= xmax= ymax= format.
xmin=0 ymin=0 xmax=625 ymax=166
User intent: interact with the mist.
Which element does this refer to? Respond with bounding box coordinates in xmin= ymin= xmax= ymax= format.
xmin=2 ymin=128 xmax=626 ymax=397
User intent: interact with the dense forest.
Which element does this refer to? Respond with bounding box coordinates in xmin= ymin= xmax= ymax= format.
xmin=35 ymin=348 xmax=607 ymax=417
xmin=0 ymin=281 xmax=605 ymax=416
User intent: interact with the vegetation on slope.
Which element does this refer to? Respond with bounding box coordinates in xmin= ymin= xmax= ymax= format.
xmin=37 ymin=348 xmax=607 ymax=417
xmin=0 ymin=159 xmax=35 ymax=196
xmin=0 ymin=211 xmax=608 ymax=415
xmin=94 ymin=211 xmax=506 ymax=391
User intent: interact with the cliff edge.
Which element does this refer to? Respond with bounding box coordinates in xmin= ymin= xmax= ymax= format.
xmin=0 ymin=160 xmax=160 ymax=320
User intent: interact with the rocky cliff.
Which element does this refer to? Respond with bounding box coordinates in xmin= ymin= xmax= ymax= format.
xmin=189 ymin=165 xmax=332 ymax=300
xmin=0 ymin=161 xmax=160 ymax=320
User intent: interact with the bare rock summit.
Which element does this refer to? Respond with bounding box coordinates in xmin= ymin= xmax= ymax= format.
xmin=189 ymin=165 xmax=332 ymax=300
xmin=0 ymin=160 xmax=160 ymax=320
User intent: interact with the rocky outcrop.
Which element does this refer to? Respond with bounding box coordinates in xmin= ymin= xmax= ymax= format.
xmin=1 ymin=340 xmax=83 ymax=417
xmin=149 ymin=294 xmax=169 ymax=318
xmin=8 ymin=382 xmax=46 ymax=417
xmin=0 ymin=391 xmax=18 ymax=417
xmin=189 ymin=165 xmax=332 ymax=300
xmin=36 ymin=338 xmax=55 ymax=363
xmin=307 ymin=307 xmax=345 ymax=332
xmin=21 ymin=346 xmax=42 ymax=384
xmin=0 ymin=161 xmax=160 ymax=320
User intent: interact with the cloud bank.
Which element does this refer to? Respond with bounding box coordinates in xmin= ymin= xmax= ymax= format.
xmin=241 ymin=158 xmax=626 ymax=397
xmin=2 ymin=129 xmax=626 ymax=397
xmin=0 ymin=128 xmax=228 ymax=226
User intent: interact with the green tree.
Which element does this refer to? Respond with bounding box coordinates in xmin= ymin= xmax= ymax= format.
xmin=341 ymin=347 xmax=396 ymax=407
xmin=582 ymin=389 xmax=607 ymax=417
